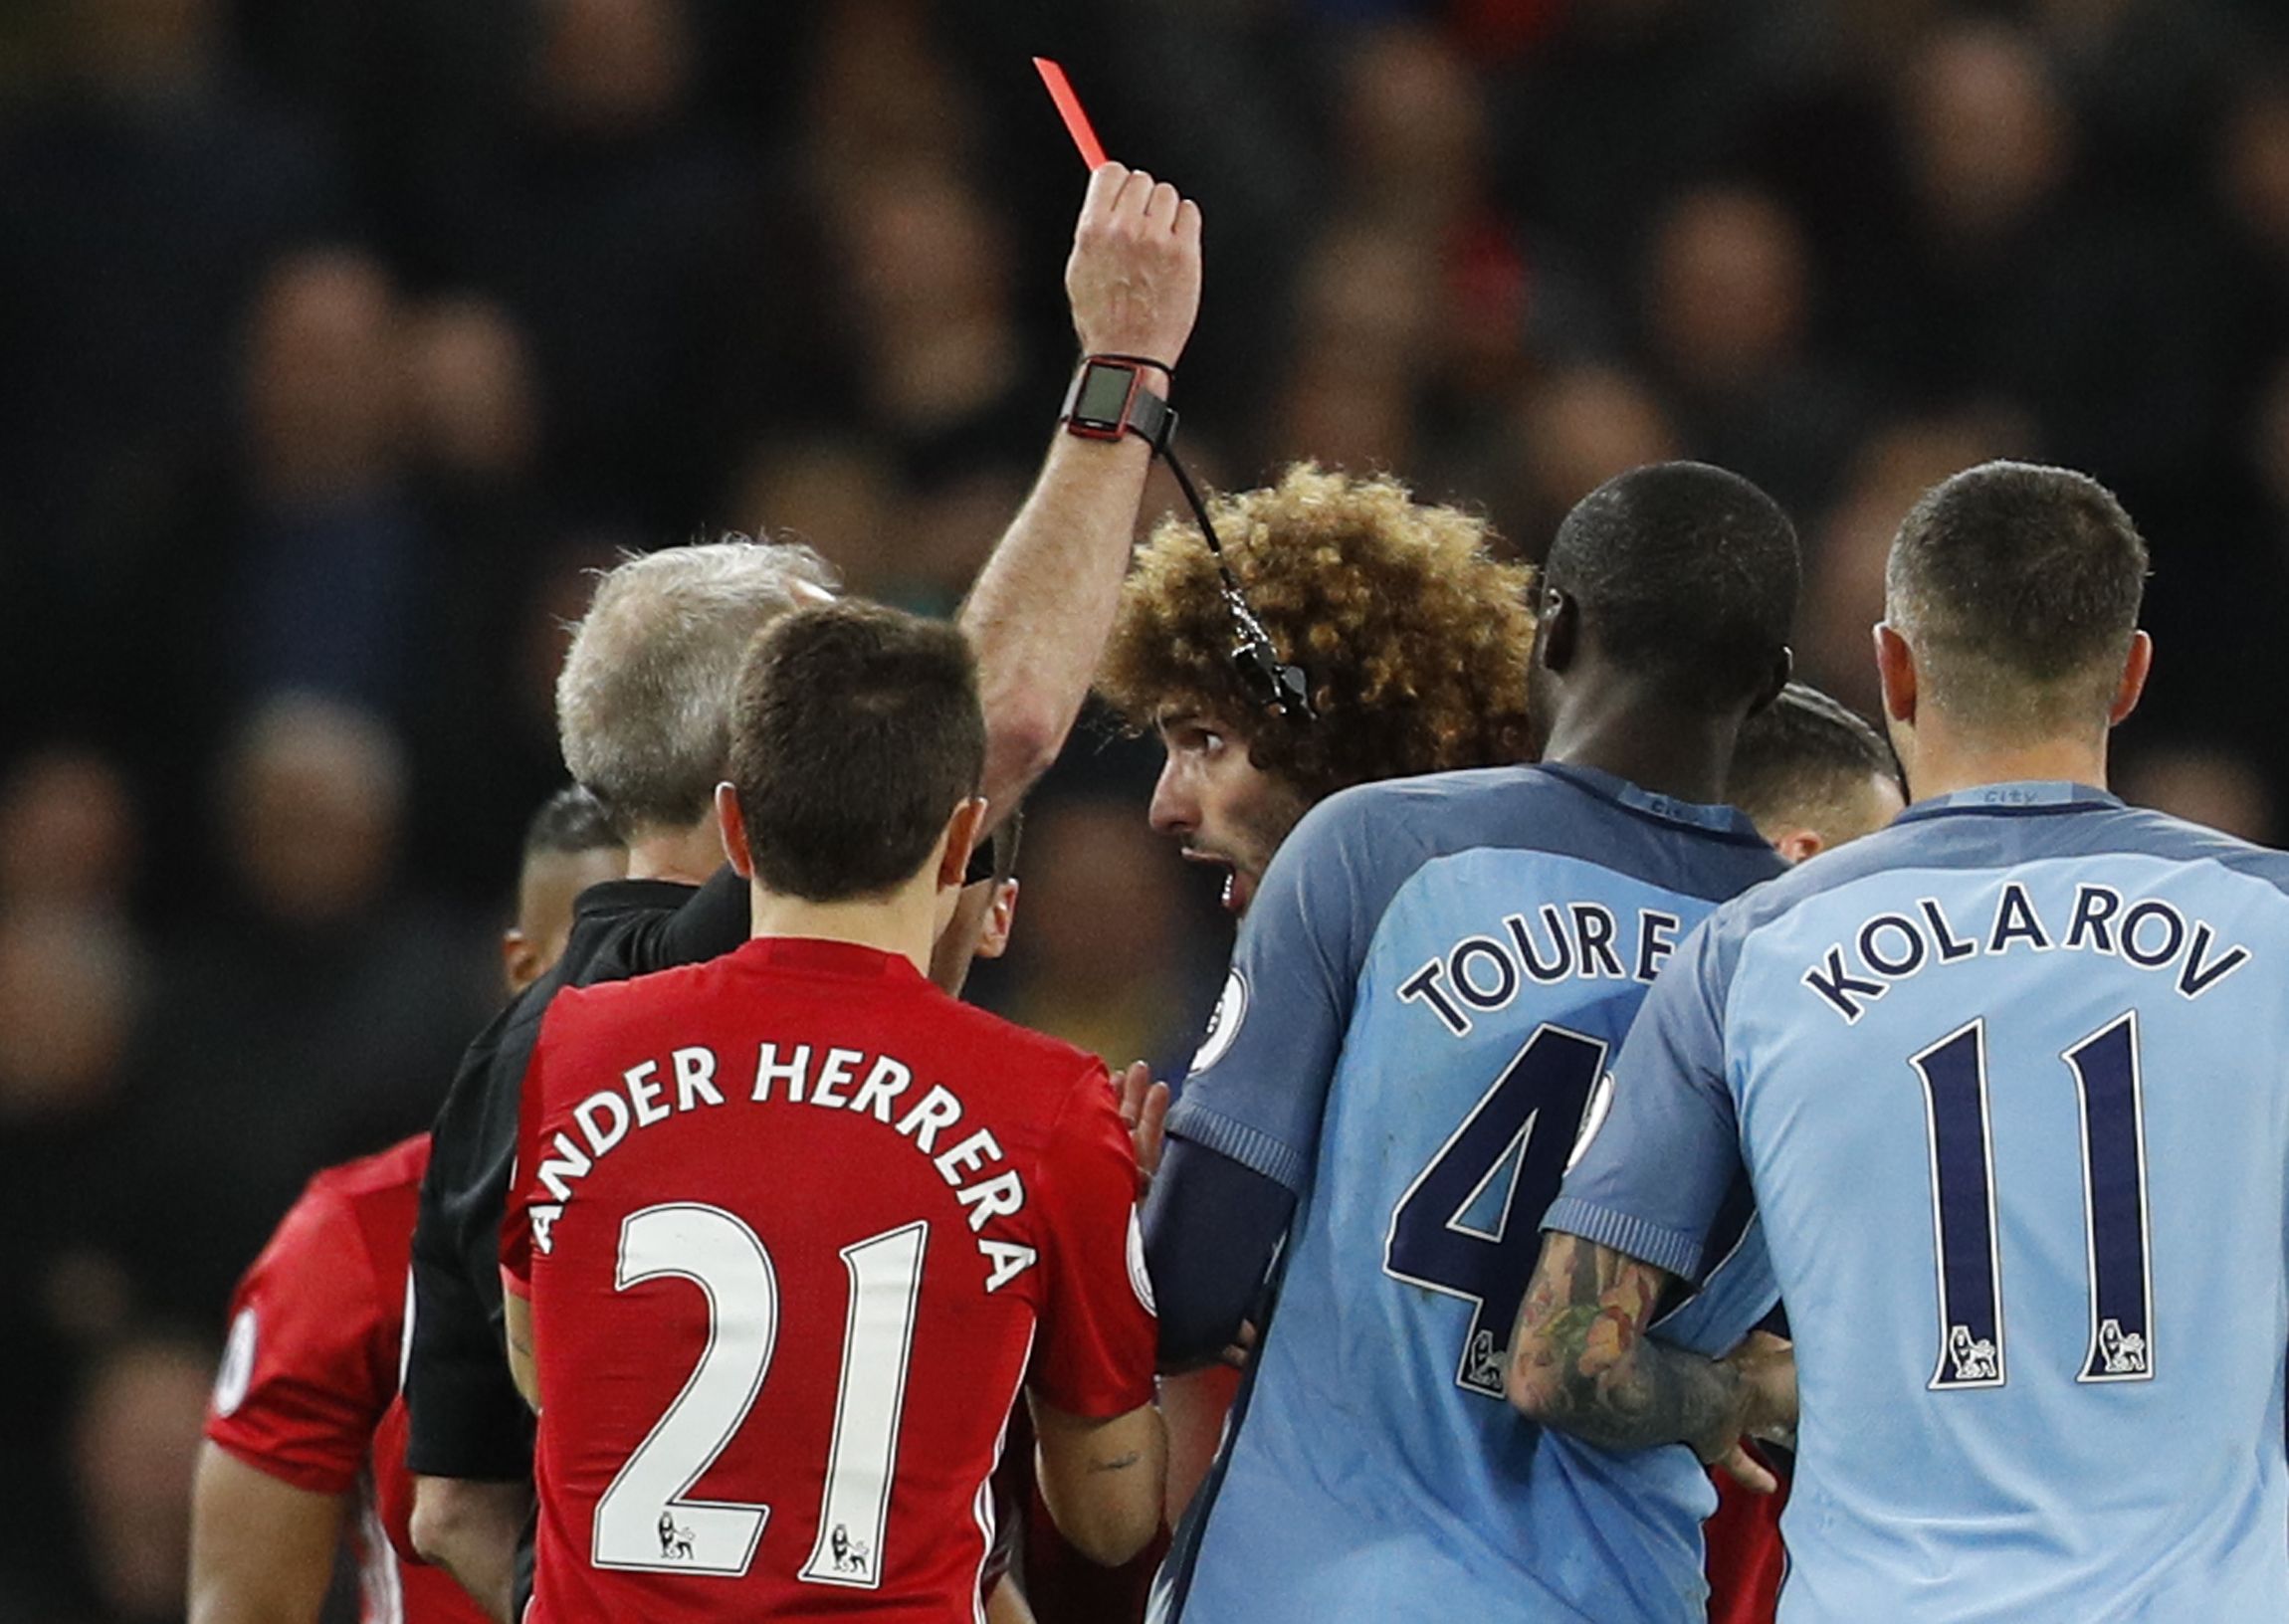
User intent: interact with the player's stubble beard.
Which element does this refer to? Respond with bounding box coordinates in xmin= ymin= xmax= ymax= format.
xmin=1199 ymin=772 xmax=1313 ymax=917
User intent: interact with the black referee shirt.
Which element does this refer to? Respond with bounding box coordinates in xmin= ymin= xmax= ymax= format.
xmin=405 ymin=871 xmax=749 ymax=1478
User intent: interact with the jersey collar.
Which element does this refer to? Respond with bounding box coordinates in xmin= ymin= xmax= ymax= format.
xmin=1539 ymin=762 xmax=1768 ymax=843
xmin=1897 ymin=780 xmax=2123 ymax=823
xmin=735 ymin=935 xmax=925 ymax=982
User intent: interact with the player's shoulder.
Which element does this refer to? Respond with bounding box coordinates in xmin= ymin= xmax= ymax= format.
xmin=308 ymin=1132 xmax=433 ymax=1205
xmin=248 ymin=1139 xmax=429 ymax=1296
xmin=535 ymin=952 xmax=720 ymax=1039
xmin=921 ymin=991 xmax=1105 ymax=1093
xmin=1307 ymin=764 xmax=1548 ymax=837
xmin=2096 ymin=803 xmax=2289 ymax=894
xmin=1279 ymin=764 xmax=1552 ymax=881
xmin=1705 ymin=795 xmax=2289 ymax=954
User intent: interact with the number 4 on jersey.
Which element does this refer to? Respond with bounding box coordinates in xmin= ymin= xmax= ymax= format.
xmin=1382 ymin=1025 xmax=1606 ymax=1398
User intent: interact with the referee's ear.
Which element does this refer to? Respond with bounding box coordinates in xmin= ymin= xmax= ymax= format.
xmin=715 ymin=781 xmax=756 ymax=879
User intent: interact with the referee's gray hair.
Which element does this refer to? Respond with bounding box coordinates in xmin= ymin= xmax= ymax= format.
xmin=556 ymin=536 xmax=839 ymax=837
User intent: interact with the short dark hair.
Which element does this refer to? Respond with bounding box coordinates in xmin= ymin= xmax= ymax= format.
xmin=522 ymin=784 xmax=623 ymax=859
xmin=1886 ymin=461 xmax=2148 ymax=735
xmin=1729 ymin=683 xmax=1901 ymax=832
xmin=1545 ymin=462 xmax=1798 ymax=711
xmin=728 ymin=601 xmax=986 ymax=903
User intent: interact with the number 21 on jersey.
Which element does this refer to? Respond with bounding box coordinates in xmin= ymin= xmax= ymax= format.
xmin=592 ymin=1203 xmax=926 ymax=1586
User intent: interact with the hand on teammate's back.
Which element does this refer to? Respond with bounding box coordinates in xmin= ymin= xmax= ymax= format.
xmin=1066 ymin=162 xmax=1203 ymax=371
xmin=1696 ymin=1331 xmax=1796 ymax=1496
xmin=1115 ymin=1060 xmax=1170 ymax=1192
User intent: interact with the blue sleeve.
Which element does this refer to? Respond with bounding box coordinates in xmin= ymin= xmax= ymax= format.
xmin=1142 ymin=1137 xmax=1297 ymax=1368
xmin=1161 ymin=793 xmax=1381 ymax=1196
xmin=1544 ymin=909 xmax=1748 ymax=1283
xmin=1651 ymin=1214 xmax=1779 ymax=1357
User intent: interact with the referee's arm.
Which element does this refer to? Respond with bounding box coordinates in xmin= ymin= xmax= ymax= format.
xmin=960 ymin=164 xmax=1202 ymax=823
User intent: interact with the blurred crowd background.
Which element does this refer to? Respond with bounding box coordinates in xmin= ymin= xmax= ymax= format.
xmin=4 ymin=0 xmax=2289 ymax=1616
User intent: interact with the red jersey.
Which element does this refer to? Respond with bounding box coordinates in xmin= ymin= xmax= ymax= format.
xmin=504 ymin=937 xmax=1155 ymax=1624
xmin=1705 ymin=1458 xmax=1790 ymax=1624
xmin=205 ymin=1134 xmax=492 ymax=1624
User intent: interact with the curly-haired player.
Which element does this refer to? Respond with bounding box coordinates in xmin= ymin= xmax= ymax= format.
xmin=1099 ymin=463 xmax=1537 ymax=916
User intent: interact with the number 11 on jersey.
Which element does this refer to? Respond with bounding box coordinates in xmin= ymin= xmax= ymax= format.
xmin=1913 ymin=1011 xmax=2155 ymax=1392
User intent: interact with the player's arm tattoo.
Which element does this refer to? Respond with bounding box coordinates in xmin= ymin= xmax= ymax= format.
xmin=1505 ymin=1232 xmax=1739 ymax=1456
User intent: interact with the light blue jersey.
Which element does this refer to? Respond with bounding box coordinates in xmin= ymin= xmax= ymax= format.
xmin=1153 ymin=764 xmax=1786 ymax=1624
xmin=1556 ymin=782 xmax=2289 ymax=1623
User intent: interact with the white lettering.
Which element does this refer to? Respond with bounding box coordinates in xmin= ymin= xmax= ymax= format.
xmin=956 ymin=1169 xmax=1026 ymax=1230
xmin=624 ymin=1060 xmax=668 ymax=1127
xmin=672 ymin=1046 xmax=723 ymax=1111
xmin=574 ymin=1091 xmax=630 ymax=1157
xmin=894 ymin=1086 xmax=963 ymax=1154
xmin=811 ymin=1048 xmax=862 ymax=1110
xmin=980 ymin=1239 xmax=1038 ymax=1293
xmin=752 ymin=1042 xmax=812 ymax=1102
xmin=536 ymin=1131 xmax=590 ymax=1202
xmin=849 ymin=1056 xmax=913 ymax=1121
xmin=934 ymin=1128 xmax=1002 ymax=1185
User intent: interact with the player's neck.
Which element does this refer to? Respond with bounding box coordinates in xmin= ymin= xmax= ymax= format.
xmin=1540 ymin=683 xmax=1738 ymax=807
xmin=744 ymin=881 xmax=937 ymax=978
xmin=1903 ymin=729 xmax=2111 ymax=804
xmin=622 ymin=819 xmax=728 ymax=888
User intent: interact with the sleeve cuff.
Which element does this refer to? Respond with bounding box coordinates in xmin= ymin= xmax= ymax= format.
xmin=204 ymin=1429 xmax=360 ymax=1497
xmin=1163 ymin=1100 xmax=1309 ymax=1193
xmin=1542 ymin=1196 xmax=1709 ymax=1284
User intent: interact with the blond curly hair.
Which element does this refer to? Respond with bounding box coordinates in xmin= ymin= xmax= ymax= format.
xmin=1100 ymin=465 xmax=1537 ymax=800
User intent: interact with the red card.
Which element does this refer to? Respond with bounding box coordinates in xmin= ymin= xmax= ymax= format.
xmin=1033 ymin=57 xmax=1110 ymax=171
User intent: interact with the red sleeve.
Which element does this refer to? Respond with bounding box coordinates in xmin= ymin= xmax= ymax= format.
xmin=203 ymin=1182 xmax=393 ymax=1496
xmin=500 ymin=1008 xmax=555 ymax=1295
xmin=1027 ymin=1065 xmax=1156 ymax=1419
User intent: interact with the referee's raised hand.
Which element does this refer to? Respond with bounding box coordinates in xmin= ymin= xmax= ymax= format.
xmin=1066 ymin=162 xmax=1203 ymax=378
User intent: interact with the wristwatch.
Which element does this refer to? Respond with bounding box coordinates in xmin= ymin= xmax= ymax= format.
xmin=1061 ymin=355 xmax=1175 ymax=451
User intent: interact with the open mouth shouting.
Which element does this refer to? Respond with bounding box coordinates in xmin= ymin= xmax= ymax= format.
xmin=1182 ymin=848 xmax=1257 ymax=916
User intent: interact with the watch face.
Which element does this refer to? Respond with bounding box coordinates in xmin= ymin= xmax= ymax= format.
xmin=1073 ymin=363 xmax=1135 ymax=429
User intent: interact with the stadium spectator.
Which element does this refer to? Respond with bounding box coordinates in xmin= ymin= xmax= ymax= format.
xmin=123 ymin=696 xmax=493 ymax=1320
xmin=1495 ymin=364 xmax=1682 ymax=549
xmin=230 ymin=251 xmax=433 ymax=718
xmin=1640 ymin=184 xmax=1865 ymax=515
xmin=69 ymin=1329 xmax=216 ymax=1624
xmin=0 ymin=747 xmax=139 ymax=917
